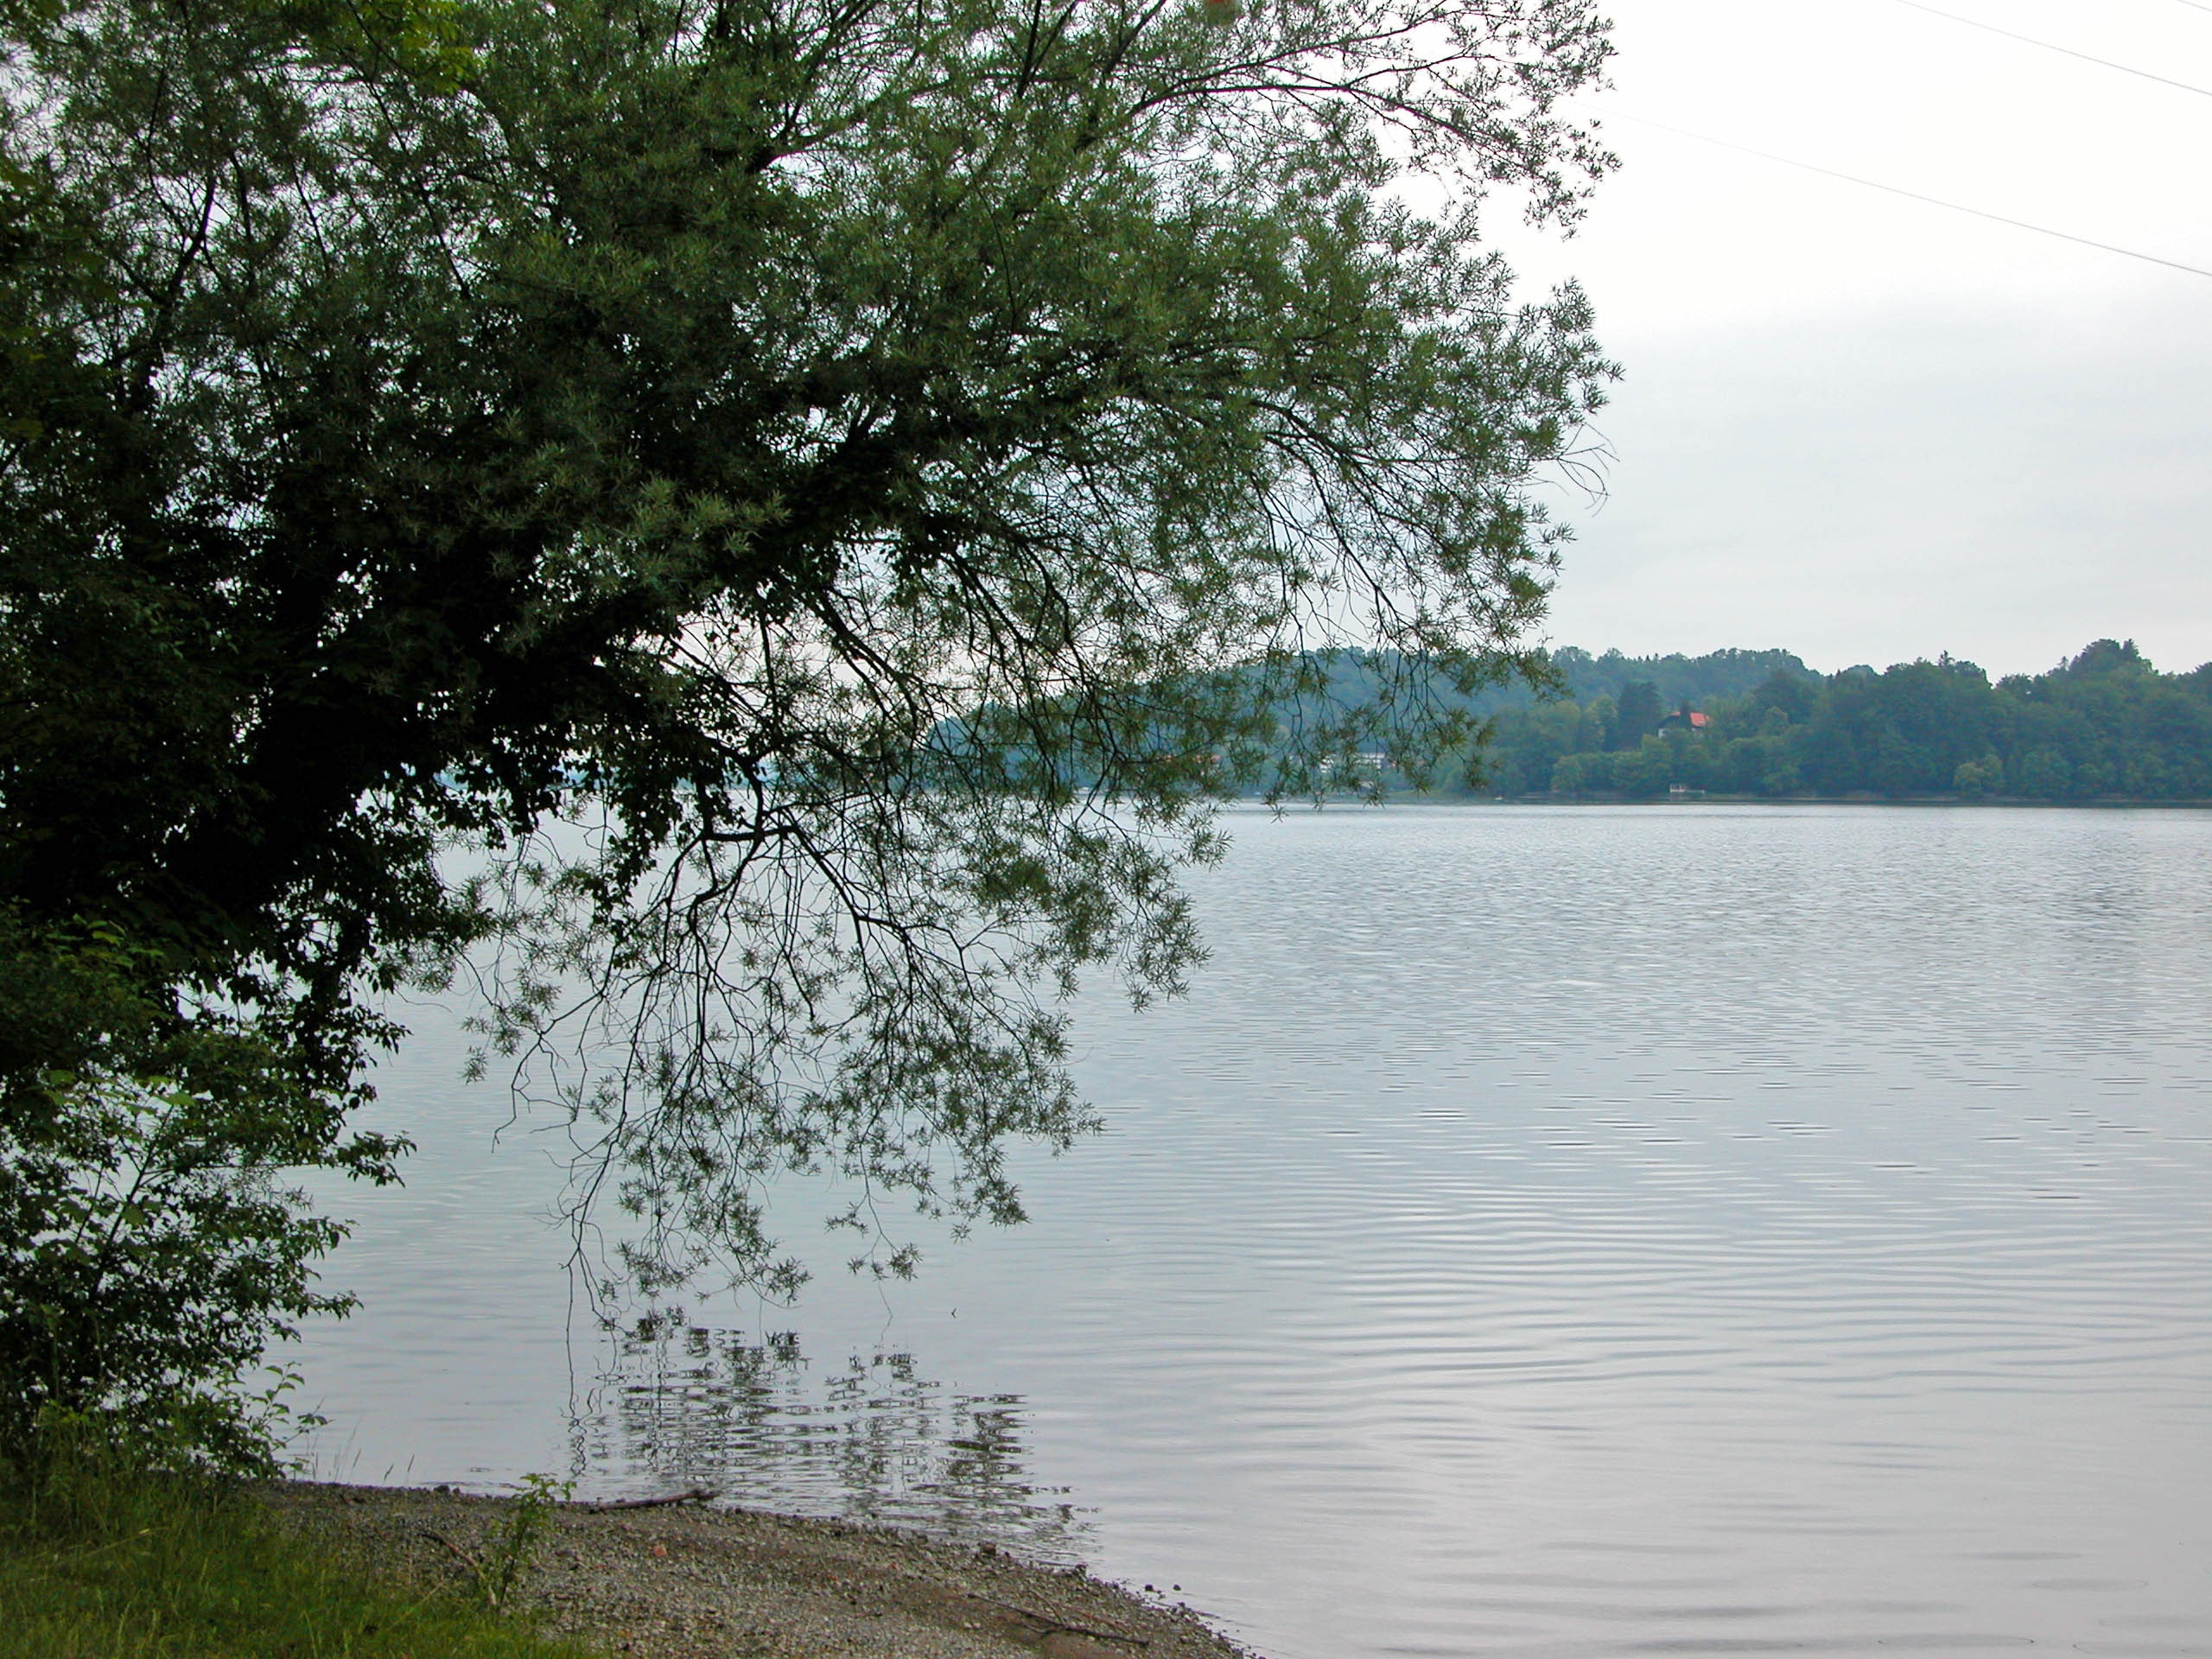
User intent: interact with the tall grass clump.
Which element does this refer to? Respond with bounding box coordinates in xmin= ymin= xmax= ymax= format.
xmin=0 ymin=1412 xmax=598 ymax=1659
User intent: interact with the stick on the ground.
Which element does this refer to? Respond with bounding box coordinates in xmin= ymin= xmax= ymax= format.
xmin=970 ymin=1590 xmax=1154 ymax=1649
xmin=416 ymin=1527 xmax=479 ymax=1570
xmin=577 ymin=1486 xmax=720 ymax=1511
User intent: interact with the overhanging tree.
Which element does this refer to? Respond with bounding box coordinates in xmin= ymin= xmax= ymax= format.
xmin=1 ymin=0 xmax=1612 ymax=1450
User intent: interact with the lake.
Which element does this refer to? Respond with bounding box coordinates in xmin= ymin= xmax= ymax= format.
xmin=295 ymin=804 xmax=2212 ymax=1659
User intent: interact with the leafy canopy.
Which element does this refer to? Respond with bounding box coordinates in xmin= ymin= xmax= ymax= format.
xmin=1 ymin=0 xmax=1612 ymax=1435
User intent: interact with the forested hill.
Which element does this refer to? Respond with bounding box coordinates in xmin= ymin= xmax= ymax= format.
xmin=1457 ymin=639 xmax=2212 ymax=802
xmin=1302 ymin=645 xmax=1816 ymax=718
xmin=1541 ymin=645 xmax=1814 ymax=712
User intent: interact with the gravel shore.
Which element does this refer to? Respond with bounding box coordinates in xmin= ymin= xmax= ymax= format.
xmin=270 ymin=1481 xmax=1266 ymax=1659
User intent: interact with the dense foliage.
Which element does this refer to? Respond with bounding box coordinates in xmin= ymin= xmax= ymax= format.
xmin=1 ymin=0 xmax=1614 ymax=1456
xmin=1467 ymin=640 xmax=2212 ymax=801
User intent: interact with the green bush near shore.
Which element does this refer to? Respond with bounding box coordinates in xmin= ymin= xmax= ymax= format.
xmin=0 ymin=1448 xmax=597 ymax=1659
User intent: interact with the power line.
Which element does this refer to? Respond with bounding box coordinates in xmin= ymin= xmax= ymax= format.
xmin=1888 ymin=0 xmax=2212 ymax=100
xmin=1602 ymin=110 xmax=2212 ymax=282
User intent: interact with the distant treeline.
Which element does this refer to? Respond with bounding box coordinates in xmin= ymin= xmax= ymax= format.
xmin=1459 ymin=639 xmax=2212 ymax=801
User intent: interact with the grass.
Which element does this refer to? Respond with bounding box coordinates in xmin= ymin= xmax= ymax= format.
xmin=0 ymin=1455 xmax=601 ymax=1659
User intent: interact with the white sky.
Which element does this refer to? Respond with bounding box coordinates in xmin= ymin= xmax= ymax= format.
xmin=1491 ymin=0 xmax=2212 ymax=677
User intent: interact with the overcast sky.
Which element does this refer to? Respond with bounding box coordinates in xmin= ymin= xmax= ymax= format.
xmin=1491 ymin=0 xmax=2212 ymax=678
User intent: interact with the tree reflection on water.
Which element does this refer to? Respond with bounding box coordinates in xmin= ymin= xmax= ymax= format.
xmin=571 ymin=1324 xmax=1093 ymax=1563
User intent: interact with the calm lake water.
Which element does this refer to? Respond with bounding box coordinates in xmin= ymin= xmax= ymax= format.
xmin=295 ymin=804 xmax=2212 ymax=1659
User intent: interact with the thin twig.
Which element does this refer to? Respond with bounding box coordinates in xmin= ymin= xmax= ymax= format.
xmin=576 ymin=1486 xmax=720 ymax=1512
xmin=415 ymin=1525 xmax=478 ymax=1571
xmin=967 ymin=1589 xmax=1153 ymax=1648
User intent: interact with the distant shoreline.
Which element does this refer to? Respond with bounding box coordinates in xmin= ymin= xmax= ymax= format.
xmin=1472 ymin=793 xmax=2212 ymax=808
xmin=1249 ymin=792 xmax=2212 ymax=810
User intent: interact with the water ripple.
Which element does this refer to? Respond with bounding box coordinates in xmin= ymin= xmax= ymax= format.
xmin=296 ymin=806 xmax=2212 ymax=1658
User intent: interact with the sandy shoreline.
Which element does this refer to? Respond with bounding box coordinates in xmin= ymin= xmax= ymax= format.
xmin=270 ymin=1480 xmax=1266 ymax=1659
